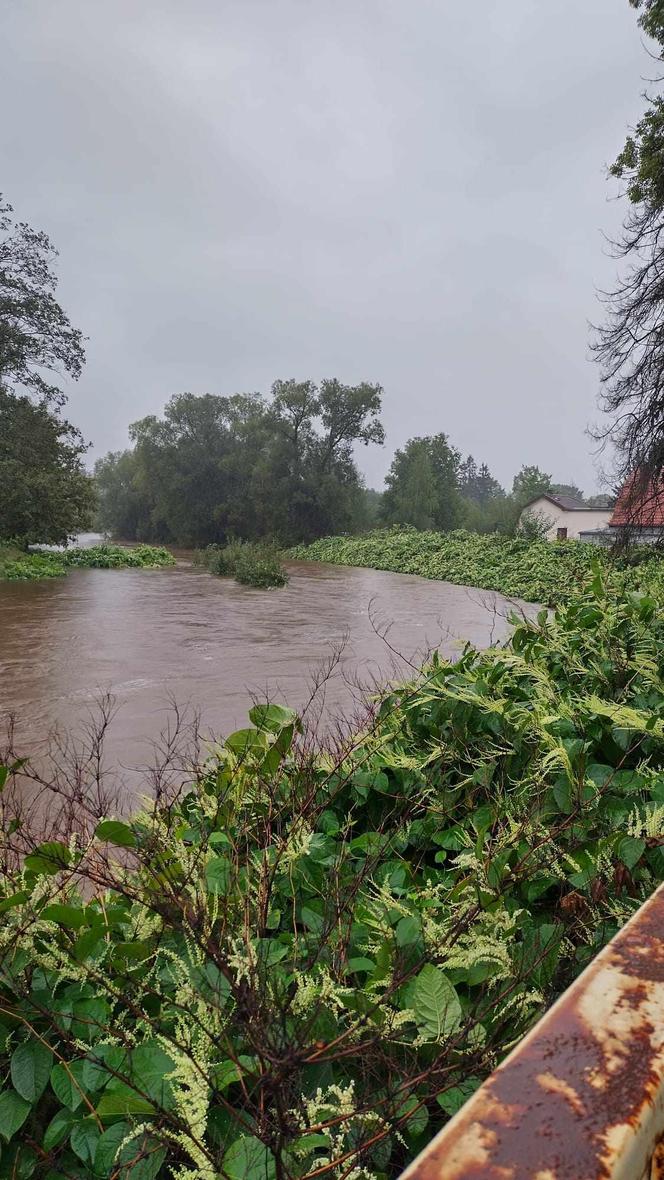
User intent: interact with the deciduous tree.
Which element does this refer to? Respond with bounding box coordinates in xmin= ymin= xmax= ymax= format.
xmin=382 ymin=434 xmax=462 ymax=530
xmin=594 ymin=1 xmax=664 ymax=502
xmin=0 ymin=389 xmax=95 ymax=545
xmin=0 ymin=196 xmax=85 ymax=407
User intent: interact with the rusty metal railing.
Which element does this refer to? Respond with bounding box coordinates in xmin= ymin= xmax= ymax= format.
xmin=400 ymin=883 xmax=664 ymax=1180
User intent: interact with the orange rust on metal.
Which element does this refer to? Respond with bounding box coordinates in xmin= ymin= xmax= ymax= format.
xmin=400 ymin=883 xmax=664 ymax=1180
xmin=651 ymin=1137 xmax=664 ymax=1179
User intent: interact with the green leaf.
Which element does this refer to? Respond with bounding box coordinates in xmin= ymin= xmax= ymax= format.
xmin=129 ymin=1042 xmax=176 ymax=1106
xmin=223 ymin=1135 xmax=276 ymax=1180
xmin=552 ymin=778 xmax=572 ymax=814
xmin=300 ymin=905 xmax=323 ymax=933
xmin=10 ymin=1039 xmax=52 ymax=1102
xmin=127 ymin=1140 xmax=167 ymax=1180
xmin=249 ymin=704 xmax=297 ymax=733
xmin=0 ymin=890 xmax=30 ymax=915
xmin=116 ymin=1129 xmax=167 ymax=1180
xmin=96 ymin=1085 xmax=155 ymax=1119
xmin=290 ymin=1134 xmax=331 ymax=1155
xmin=437 ymin=1077 xmax=481 ymax=1116
xmin=436 ymin=826 xmax=467 ymax=851
xmin=50 ymin=1060 xmax=88 ymax=1111
xmin=396 ymin=1094 xmax=429 ymax=1138
xmin=82 ymin=1044 xmax=127 ymax=1092
xmin=41 ymin=903 xmax=89 ymax=929
xmin=345 ymin=957 xmax=375 ymax=975
xmin=94 ymin=1122 xmax=132 ymax=1175
xmin=43 ymin=1108 xmax=75 ymax=1150
xmin=70 ymin=1119 xmax=100 ymax=1164
xmin=95 ymin=820 xmax=136 ymax=848
xmin=0 ymin=1089 xmax=31 ymax=1141
xmin=24 ymin=841 xmax=71 ymax=875
xmin=395 ymin=916 xmax=421 ymax=947
xmin=212 ymin=1055 xmax=254 ymax=1091
xmin=413 ymin=965 xmax=462 ymax=1040
xmin=617 ymin=835 xmax=646 ymax=870
xmin=206 ymin=855 xmax=231 ymax=895
xmin=110 ymin=941 xmax=152 ymax=968
xmin=225 ymin=728 xmax=269 ymax=756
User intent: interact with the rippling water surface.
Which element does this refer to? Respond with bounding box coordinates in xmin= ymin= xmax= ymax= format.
xmin=0 ymin=556 xmax=535 ymax=786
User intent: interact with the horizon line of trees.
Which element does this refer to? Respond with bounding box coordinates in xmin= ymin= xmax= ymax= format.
xmin=95 ymin=395 xmax=609 ymax=547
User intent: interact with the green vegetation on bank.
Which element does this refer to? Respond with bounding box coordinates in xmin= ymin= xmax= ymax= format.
xmin=1 ymin=576 xmax=662 ymax=1177
xmin=195 ymin=540 xmax=288 ymax=588
xmin=0 ymin=543 xmax=175 ymax=581
xmin=289 ymin=527 xmax=664 ymax=605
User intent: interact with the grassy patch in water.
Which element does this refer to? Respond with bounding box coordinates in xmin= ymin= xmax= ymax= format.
xmin=195 ymin=540 xmax=288 ymax=588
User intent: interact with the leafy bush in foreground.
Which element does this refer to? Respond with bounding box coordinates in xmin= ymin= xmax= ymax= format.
xmin=0 ymin=544 xmax=175 ymax=581
xmin=1 ymin=575 xmax=664 ymax=1177
xmin=196 ymin=541 xmax=288 ymax=588
xmin=288 ymin=527 xmax=664 ymax=605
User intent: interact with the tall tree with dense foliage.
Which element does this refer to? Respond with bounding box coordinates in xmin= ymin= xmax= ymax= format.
xmin=382 ymin=434 xmax=462 ymax=530
xmin=96 ymin=380 xmax=384 ymax=547
xmin=0 ymin=196 xmax=93 ymax=544
xmin=511 ymin=465 xmax=552 ymax=506
xmin=458 ymin=455 xmax=503 ymax=505
xmin=0 ymin=389 xmax=95 ymax=545
xmin=594 ymin=1 xmax=664 ymax=501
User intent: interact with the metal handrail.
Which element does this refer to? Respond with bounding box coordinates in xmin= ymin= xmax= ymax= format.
xmin=400 ymin=883 xmax=664 ymax=1180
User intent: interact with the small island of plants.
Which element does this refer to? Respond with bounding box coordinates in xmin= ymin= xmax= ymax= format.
xmin=194 ymin=540 xmax=289 ymax=588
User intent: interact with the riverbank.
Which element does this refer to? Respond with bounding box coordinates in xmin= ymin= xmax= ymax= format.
xmin=1 ymin=574 xmax=661 ymax=1176
xmin=0 ymin=542 xmax=175 ymax=580
xmin=288 ymin=526 xmax=664 ymax=604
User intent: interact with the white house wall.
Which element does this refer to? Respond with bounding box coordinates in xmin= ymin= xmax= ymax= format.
xmin=519 ymin=498 xmax=612 ymax=540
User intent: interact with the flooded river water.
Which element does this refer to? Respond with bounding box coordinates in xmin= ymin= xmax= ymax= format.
xmin=0 ymin=558 xmax=534 ymax=785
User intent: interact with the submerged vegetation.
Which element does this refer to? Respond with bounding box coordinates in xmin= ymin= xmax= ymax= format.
xmin=195 ymin=541 xmax=288 ymax=588
xmin=0 ymin=543 xmax=175 ymax=581
xmin=289 ymin=527 xmax=664 ymax=605
xmin=1 ymin=575 xmax=663 ymax=1176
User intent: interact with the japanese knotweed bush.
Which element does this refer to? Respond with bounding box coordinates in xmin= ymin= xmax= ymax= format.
xmin=288 ymin=527 xmax=664 ymax=605
xmin=195 ymin=541 xmax=288 ymax=589
xmin=0 ymin=544 xmax=174 ymax=581
xmin=1 ymin=576 xmax=664 ymax=1178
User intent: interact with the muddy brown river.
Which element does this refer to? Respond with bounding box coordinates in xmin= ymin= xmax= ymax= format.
xmin=0 ymin=557 xmax=534 ymax=789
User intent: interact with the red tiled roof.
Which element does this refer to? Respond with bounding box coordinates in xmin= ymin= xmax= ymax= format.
xmin=610 ymin=472 xmax=664 ymax=527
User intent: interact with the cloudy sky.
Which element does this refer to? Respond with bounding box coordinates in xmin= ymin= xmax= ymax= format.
xmin=1 ymin=0 xmax=649 ymax=492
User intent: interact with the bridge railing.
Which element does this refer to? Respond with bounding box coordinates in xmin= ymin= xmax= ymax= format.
xmin=399 ymin=882 xmax=664 ymax=1180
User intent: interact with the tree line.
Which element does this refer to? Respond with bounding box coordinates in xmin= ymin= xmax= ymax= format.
xmin=95 ymin=381 xmax=384 ymax=547
xmin=96 ymin=403 xmax=605 ymax=547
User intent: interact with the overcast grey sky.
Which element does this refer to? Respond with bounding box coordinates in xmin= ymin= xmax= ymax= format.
xmin=1 ymin=0 xmax=649 ymax=492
